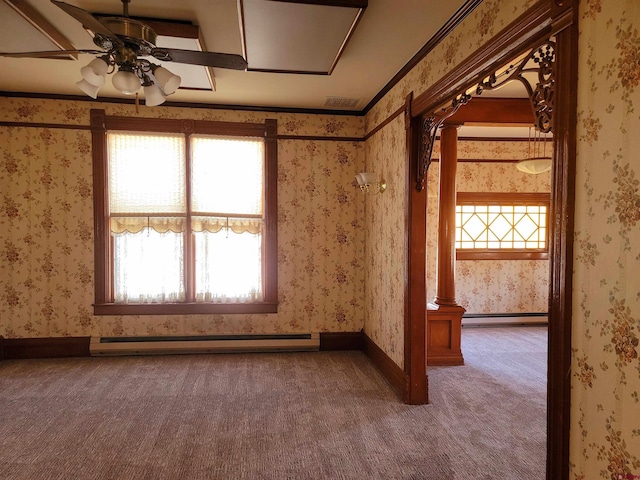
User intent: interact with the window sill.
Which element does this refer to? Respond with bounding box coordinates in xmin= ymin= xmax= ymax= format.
xmin=456 ymin=251 xmax=549 ymax=261
xmin=93 ymin=302 xmax=279 ymax=316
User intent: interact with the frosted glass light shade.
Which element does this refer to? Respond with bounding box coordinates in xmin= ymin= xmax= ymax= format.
xmin=355 ymin=172 xmax=386 ymax=193
xmin=517 ymin=158 xmax=552 ymax=174
xmin=80 ymin=57 xmax=108 ymax=86
xmin=144 ymin=83 xmax=166 ymax=106
xmin=112 ymin=69 xmax=141 ymax=95
xmin=76 ymin=79 xmax=100 ymax=99
xmin=153 ymin=66 xmax=181 ymax=95
xmin=359 ymin=172 xmax=377 ymax=184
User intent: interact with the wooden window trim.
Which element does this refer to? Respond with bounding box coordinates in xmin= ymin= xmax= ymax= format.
xmin=455 ymin=191 xmax=550 ymax=261
xmin=90 ymin=109 xmax=278 ymax=315
xmin=457 ymin=192 xmax=550 ymax=204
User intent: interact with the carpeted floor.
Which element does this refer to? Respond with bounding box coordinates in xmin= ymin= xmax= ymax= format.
xmin=0 ymin=326 xmax=547 ymax=479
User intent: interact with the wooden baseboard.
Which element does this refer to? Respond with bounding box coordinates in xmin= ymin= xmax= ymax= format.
xmin=426 ymin=353 xmax=465 ymax=366
xmin=1 ymin=333 xmax=408 ymax=395
xmin=2 ymin=337 xmax=90 ymax=359
xmin=362 ymin=333 xmax=407 ymax=401
xmin=319 ymin=331 xmax=364 ymax=351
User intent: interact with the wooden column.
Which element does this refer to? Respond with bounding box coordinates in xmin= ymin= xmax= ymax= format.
xmin=435 ymin=125 xmax=459 ymax=306
xmin=426 ymin=124 xmax=465 ymax=366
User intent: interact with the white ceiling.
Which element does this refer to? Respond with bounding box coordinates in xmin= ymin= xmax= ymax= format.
xmin=0 ymin=0 xmax=471 ymax=111
xmin=458 ymin=125 xmax=551 ymax=139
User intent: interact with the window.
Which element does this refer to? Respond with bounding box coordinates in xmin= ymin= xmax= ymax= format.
xmin=90 ymin=110 xmax=278 ymax=315
xmin=455 ymin=192 xmax=549 ymax=260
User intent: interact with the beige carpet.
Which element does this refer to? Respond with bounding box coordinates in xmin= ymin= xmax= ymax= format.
xmin=0 ymin=326 xmax=547 ymax=479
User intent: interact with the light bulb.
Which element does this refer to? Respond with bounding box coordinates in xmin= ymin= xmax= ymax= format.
xmin=76 ymin=79 xmax=100 ymax=99
xmin=80 ymin=57 xmax=108 ymax=87
xmin=112 ymin=69 xmax=141 ymax=95
xmin=152 ymin=65 xmax=181 ymax=95
xmin=143 ymin=83 xmax=166 ymax=106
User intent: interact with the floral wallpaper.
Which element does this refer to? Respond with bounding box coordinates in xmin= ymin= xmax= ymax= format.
xmin=0 ymin=98 xmax=365 ymax=338
xmin=363 ymin=115 xmax=406 ymax=368
xmin=427 ymin=140 xmax=551 ymax=314
xmin=570 ymin=0 xmax=640 ymax=477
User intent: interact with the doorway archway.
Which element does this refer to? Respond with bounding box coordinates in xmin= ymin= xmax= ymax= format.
xmin=403 ymin=2 xmax=578 ymax=479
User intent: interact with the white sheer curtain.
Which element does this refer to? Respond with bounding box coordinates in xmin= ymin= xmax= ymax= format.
xmin=113 ymin=229 xmax=185 ymax=303
xmin=194 ymin=230 xmax=262 ymax=302
xmin=108 ymin=132 xmax=186 ymax=303
xmin=191 ymin=135 xmax=264 ymax=302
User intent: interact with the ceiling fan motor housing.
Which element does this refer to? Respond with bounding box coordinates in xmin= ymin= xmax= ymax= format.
xmin=98 ymin=17 xmax=158 ymax=54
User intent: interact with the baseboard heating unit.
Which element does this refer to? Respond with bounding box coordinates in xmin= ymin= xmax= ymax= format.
xmin=462 ymin=312 xmax=548 ymax=326
xmin=90 ymin=333 xmax=319 ymax=356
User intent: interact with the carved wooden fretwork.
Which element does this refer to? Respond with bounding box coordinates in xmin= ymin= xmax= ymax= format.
xmin=418 ymin=115 xmax=439 ymax=192
xmin=417 ymin=39 xmax=556 ymax=191
xmin=477 ymin=40 xmax=555 ymax=133
xmin=416 ymin=93 xmax=470 ymax=192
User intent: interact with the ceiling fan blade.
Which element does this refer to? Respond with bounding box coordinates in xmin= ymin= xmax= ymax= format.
xmin=51 ymin=0 xmax=123 ymax=47
xmin=151 ymin=48 xmax=248 ymax=70
xmin=0 ymin=49 xmax=104 ymax=58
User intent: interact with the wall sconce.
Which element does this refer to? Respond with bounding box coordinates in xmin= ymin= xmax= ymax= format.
xmin=355 ymin=172 xmax=387 ymax=194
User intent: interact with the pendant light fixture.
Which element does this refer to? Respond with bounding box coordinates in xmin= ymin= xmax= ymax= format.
xmin=517 ymin=127 xmax=552 ymax=174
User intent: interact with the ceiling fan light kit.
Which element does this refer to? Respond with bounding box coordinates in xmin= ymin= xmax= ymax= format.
xmin=0 ymin=0 xmax=248 ymax=107
xmin=79 ymin=54 xmax=182 ymax=103
xmin=152 ymin=65 xmax=180 ymax=95
xmin=111 ymin=64 xmax=143 ymax=95
xmin=143 ymin=82 xmax=166 ymax=107
xmin=75 ymin=78 xmax=101 ymax=99
xmin=79 ymin=13 xmax=183 ymax=103
xmin=80 ymin=56 xmax=109 ymax=86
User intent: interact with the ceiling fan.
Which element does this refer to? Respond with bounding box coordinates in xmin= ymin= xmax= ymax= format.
xmin=0 ymin=0 xmax=248 ymax=105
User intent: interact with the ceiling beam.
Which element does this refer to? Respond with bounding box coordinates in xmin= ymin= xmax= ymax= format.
xmin=444 ymin=97 xmax=534 ymax=124
xmin=3 ymin=0 xmax=77 ymax=60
